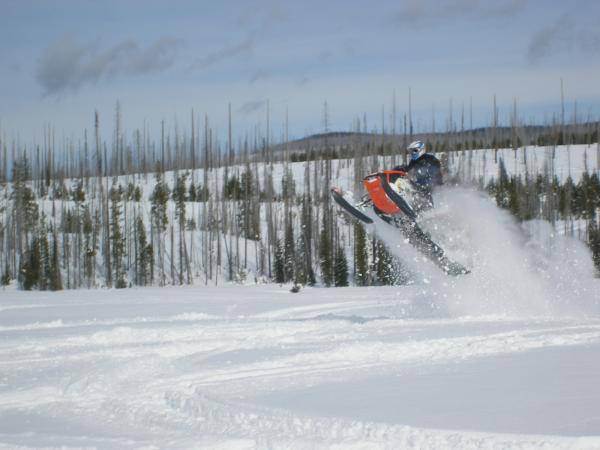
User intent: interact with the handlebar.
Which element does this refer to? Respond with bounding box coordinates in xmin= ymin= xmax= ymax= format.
xmin=363 ymin=170 xmax=407 ymax=183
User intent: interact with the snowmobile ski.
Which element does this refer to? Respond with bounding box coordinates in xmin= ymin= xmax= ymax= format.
xmin=330 ymin=187 xmax=374 ymax=224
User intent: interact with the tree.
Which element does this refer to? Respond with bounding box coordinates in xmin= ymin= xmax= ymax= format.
xmin=151 ymin=172 xmax=170 ymax=232
xmin=282 ymin=168 xmax=296 ymax=200
xmin=354 ymin=223 xmax=369 ymax=286
xmin=38 ymin=227 xmax=50 ymax=290
xmin=48 ymin=230 xmax=63 ymax=291
xmin=12 ymin=156 xmax=39 ymax=244
xmin=334 ymin=245 xmax=349 ymax=287
xmin=173 ymin=172 xmax=190 ymax=284
xmin=110 ymin=181 xmax=127 ymax=288
xmin=319 ymin=218 xmax=333 ymax=287
xmin=188 ymin=180 xmax=197 ymax=201
xmin=273 ymin=239 xmax=285 ymax=283
xmin=19 ymin=236 xmax=41 ymax=290
xmin=238 ymin=168 xmax=260 ymax=241
xmin=71 ymin=179 xmax=85 ymax=203
xmin=224 ymin=175 xmax=241 ymax=200
xmin=82 ymin=206 xmax=96 ymax=287
xmin=374 ymin=239 xmax=395 ymax=285
xmin=135 ymin=217 xmax=152 ymax=286
xmin=151 ymin=170 xmax=169 ymax=285
xmin=589 ymin=220 xmax=600 ymax=274
xmin=299 ymin=194 xmax=316 ymax=285
xmin=1 ymin=266 xmax=9 ymax=287
xmin=196 ymin=184 xmax=209 ymax=202
xmin=283 ymin=214 xmax=295 ymax=282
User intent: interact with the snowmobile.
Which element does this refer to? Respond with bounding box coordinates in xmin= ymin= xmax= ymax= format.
xmin=331 ymin=170 xmax=469 ymax=276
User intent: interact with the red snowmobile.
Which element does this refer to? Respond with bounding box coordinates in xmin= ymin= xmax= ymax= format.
xmin=331 ymin=170 xmax=469 ymax=276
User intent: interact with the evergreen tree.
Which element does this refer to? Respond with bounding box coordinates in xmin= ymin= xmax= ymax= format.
xmin=151 ymin=171 xmax=169 ymax=286
xmin=135 ymin=217 xmax=153 ymax=286
xmin=133 ymin=186 xmax=142 ymax=202
xmin=48 ymin=230 xmax=63 ymax=291
xmin=299 ymin=195 xmax=316 ymax=285
xmin=492 ymin=158 xmax=511 ymax=209
xmin=224 ymin=175 xmax=241 ymax=200
xmin=374 ymin=239 xmax=395 ymax=285
xmin=507 ymin=176 xmax=520 ymax=219
xmin=82 ymin=206 xmax=96 ymax=287
xmin=588 ymin=220 xmax=600 ymax=274
xmin=354 ymin=223 xmax=369 ymax=286
xmin=196 ymin=184 xmax=209 ymax=202
xmin=562 ymin=176 xmax=575 ymax=219
xmin=38 ymin=227 xmax=50 ymax=291
xmin=187 ymin=181 xmax=197 ymax=201
xmin=1 ymin=266 xmax=10 ymax=287
xmin=238 ymin=200 xmax=260 ymax=240
xmin=71 ymin=179 xmax=85 ymax=203
xmin=173 ymin=173 xmax=188 ymax=224
xmin=283 ymin=215 xmax=295 ymax=282
xmin=293 ymin=236 xmax=308 ymax=285
xmin=151 ymin=172 xmax=169 ymax=234
xmin=110 ymin=182 xmax=127 ymax=288
xmin=334 ymin=245 xmax=349 ymax=287
xmin=282 ymin=168 xmax=296 ymax=200
xmin=578 ymin=172 xmax=599 ymax=219
xmin=238 ymin=168 xmax=260 ymax=240
xmin=12 ymin=156 xmax=39 ymax=237
xmin=319 ymin=219 xmax=333 ymax=287
xmin=52 ymin=180 xmax=69 ymax=200
xmin=19 ymin=236 xmax=41 ymax=290
xmin=172 ymin=172 xmax=189 ymax=284
xmin=273 ymin=239 xmax=285 ymax=283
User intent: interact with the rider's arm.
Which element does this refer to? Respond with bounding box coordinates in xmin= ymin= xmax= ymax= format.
xmin=389 ymin=165 xmax=407 ymax=183
xmin=392 ymin=160 xmax=416 ymax=172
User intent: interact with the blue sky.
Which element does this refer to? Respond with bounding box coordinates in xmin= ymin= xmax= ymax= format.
xmin=1 ymin=0 xmax=600 ymax=143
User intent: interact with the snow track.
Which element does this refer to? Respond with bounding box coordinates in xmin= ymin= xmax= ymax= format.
xmin=1 ymin=285 xmax=600 ymax=448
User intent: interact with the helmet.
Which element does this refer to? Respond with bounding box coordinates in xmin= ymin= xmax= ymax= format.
xmin=408 ymin=140 xmax=426 ymax=160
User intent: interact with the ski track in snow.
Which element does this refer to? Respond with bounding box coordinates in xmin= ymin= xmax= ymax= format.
xmin=1 ymin=171 xmax=600 ymax=448
xmin=1 ymin=285 xmax=600 ymax=449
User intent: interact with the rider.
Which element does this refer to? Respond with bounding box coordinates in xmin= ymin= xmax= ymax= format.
xmin=391 ymin=140 xmax=443 ymax=211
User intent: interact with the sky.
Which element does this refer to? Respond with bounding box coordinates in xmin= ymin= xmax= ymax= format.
xmin=1 ymin=0 xmax=600 ymax=144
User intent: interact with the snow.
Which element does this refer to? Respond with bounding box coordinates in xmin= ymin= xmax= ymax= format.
xmin=2 ymin=281 xmax=600 ymax=449
xmin=257 ymin=345 xmax=600 ymax=436
xmin=1 ymin=143 xmax=599 ymax=448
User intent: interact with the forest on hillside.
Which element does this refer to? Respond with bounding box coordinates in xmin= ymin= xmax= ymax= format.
xmin=1 ymin=103 xmax=599 ymax=291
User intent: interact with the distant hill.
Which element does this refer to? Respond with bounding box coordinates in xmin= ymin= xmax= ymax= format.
xmin=267 ymin=122 xmax=599 ymax=160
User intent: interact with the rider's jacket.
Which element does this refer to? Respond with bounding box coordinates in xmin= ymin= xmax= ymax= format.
xmin=392 ymin=154 xmax=443 ymax=189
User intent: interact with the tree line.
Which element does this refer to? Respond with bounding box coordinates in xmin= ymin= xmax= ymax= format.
xmin=0 ymin=100 xmax=598 ymax=291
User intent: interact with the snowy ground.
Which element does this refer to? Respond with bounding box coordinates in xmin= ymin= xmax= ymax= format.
xmin=2 ymin=165 xmax=600 ymax=448
xmin=2 ymin=282 xmax=600 ymax=449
